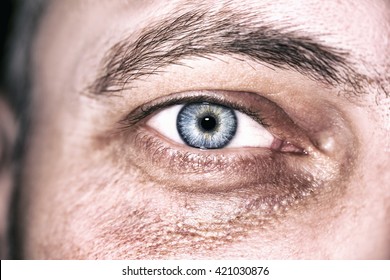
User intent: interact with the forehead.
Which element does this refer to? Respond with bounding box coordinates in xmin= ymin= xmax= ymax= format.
xmin=41 ymin=0 xmax=389 ymax=54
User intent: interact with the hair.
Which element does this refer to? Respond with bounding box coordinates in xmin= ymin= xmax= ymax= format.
xmin=2 ymin=0 xmax=46 ymax=115
xmin=1 ymin=0 xmax=46 ymax=259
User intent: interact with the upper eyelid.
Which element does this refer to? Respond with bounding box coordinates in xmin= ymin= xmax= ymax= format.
xmin=118 ymin=89 xmax=316 ymax=155
xmin=121 ymin=92 xmax=268 ymax=127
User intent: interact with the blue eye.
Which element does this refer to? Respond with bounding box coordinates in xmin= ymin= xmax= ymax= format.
xmin=177 ymin=103 xmax=237 ymax=149
xmin=147 ymin=101 xmax=274 ymax=150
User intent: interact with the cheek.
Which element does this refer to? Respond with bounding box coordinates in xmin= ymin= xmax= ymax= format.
xmin=20 ymin=162 xmax=147 ymax=258
xmin=20 ymin=156 xmax=204 ymax=259
xmin=19 ymin=117 xmax=390 ymax=259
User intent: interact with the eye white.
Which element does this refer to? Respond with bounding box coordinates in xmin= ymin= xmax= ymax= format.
xmin=147 ymin=104 xmax=275 ymax=148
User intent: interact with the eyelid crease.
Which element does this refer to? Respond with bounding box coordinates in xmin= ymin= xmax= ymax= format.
xmin=120 ymin=91 xmax=269 ymax=128
xmin=117 ymin=90 xmax=316 ymax=155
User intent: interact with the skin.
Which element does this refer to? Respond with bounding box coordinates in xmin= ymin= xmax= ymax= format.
xmin=0 ymin=97 xmax=17 ymax=258
xmin=1 ymin=0 xmax=389 ymax=259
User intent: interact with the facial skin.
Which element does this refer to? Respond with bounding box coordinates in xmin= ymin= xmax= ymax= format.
xmin=1 ymin=0 xmax=389 ymax=259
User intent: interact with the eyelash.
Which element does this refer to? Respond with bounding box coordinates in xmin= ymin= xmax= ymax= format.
xmin=121 ymin=94 xmax=270 ymax=129
xmin=119 ymin=109 xmax=317 ymax=200
xmin=120 ymin=90 xmax=310 ymax=156
xmin=105 ymin=90 xmax=330 ymax=223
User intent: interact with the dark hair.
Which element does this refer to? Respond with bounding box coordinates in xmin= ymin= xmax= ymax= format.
xmin=1 ymin=0 xmax=46 ymax=259
xmin=2 ymin=0 xmax=46 ymax=115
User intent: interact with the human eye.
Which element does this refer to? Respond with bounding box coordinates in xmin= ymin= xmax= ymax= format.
xmin=119 ymin=89 xmax=315 ymax=202
xmin=146 ymin=93 xmax=302 ymax=152
xmin=148 ymin=100 xmax=274 ymax=150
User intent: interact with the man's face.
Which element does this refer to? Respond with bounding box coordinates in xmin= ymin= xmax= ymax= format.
xmin=16 ymin=0 xmax=390 ymax=258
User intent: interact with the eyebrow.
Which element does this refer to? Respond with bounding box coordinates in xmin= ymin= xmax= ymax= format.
xmin=91 ymin=8 xmax=364 ymax=94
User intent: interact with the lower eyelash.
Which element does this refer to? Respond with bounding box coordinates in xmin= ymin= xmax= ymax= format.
xmin=128 ymin=126 xmax=323 ymax=206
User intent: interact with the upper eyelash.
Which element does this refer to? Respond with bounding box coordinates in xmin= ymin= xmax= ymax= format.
xmin=121 ymin=94 xmax=270 ymax=128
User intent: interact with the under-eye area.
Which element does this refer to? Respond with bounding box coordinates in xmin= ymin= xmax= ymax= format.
xmin=3 ymin=0 xmax=388 ymax=260
xmin=102 ymin=90 xmax=346 ymax=222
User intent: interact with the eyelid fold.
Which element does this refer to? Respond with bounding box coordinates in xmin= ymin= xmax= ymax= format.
xmin=93 ymin=89 xmax=354 ymax=228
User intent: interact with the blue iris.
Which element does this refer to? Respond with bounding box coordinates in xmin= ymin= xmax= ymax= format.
xmin=176 ymin=102 xmax=237 ymax=149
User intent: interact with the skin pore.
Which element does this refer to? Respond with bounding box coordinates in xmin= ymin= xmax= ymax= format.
xmin=4 ymin=0 xmax=390 ymax=259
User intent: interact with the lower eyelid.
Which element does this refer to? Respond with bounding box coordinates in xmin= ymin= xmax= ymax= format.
xmin=109 ymin=90 xmax=347 ymax=222
xmin=116 ymin=125 xmax=333 ymax=223
xmin=129 ymin=126 xmax=322 ymax=195
xmin=95 ymin=111 xmax=343 ymax=226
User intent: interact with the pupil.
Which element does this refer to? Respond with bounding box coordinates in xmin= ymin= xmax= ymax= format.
xmin=200 ymin=115 xmax=217 ymax=131
xmin=176 ymin=102 xmax=237 ymax=149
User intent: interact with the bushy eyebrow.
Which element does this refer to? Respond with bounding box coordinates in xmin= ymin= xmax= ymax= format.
xmin=91 ymin=8 xmax=364 ymax=94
